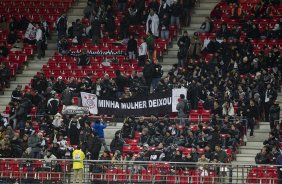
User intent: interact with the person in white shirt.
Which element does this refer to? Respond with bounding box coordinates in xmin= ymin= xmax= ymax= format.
xmin=146 ymin=9 xmax=159 ymax=37
xmin=35 ymin=23 xmax=43 ymax=59
xmin=138 ymin=37 xmax=147 ymax=66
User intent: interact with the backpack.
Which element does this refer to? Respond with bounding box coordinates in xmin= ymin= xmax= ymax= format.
xmin=183 ymin=100 xmax=190 ymax=113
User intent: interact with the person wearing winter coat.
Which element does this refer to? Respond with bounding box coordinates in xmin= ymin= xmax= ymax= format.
xmin=127 ymin=34 xmax=138 ymax=60
xmin=142 ymin=60 xmax=154 ymax=90
xmin=28 ymin=132 xmax=44 ymax=158
xmin=110 ymin=131 xmax=124 ymax=153
xmin=176 ymin=94 xmax=189 ymax=124
xmin=68 ymin=116 xmax=81 ymax=145
xmin=188 ymin=32 xmax=202 ymax=59
xmin=87 ymin=132 xmax=102 ymax=160
xmin=151 ymin=60 xmax=163 ymax=91
xmin=146 ymin=9 xmax=159 ymax=37
xmin=269 ymin=100 xmax=280 ymax=130
xmin=61 ymin=87 xmax=73 ymax=106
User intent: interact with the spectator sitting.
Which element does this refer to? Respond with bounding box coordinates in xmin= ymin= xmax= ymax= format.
xmin=263 ymin=132 xmax=279 ymax=150
xmin=205 ymin=37 xmax=221 ymax=53
xmin=216 ymin=22 xmax=230 ymax=39
xmin=10 ymin=38 xmax=23 ymax=52
xmin=58 ymin=36 xmax=69 ymax=55
xmin=77 ymin=50 xmax=90 ymax=66
xmin=7 ymin=30 xmax=18 ymax=45
xmin=53 ymin=76 xmax=66 ymax=93
xmin=247 ymin=24 xmax=260 ymax=40
xmin=0 ymin=42 xmax=9 ymax=58
xmin=255 ymin=146 xmax=271 ymax=164
xmin=0 ymin=63 xmax=11 ymax=88
xmin=0 ymin=16 xmax=8 ymax=30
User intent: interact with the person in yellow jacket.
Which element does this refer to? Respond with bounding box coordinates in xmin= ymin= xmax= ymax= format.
xmin=72 ymin=145 xmax=85 ymax=184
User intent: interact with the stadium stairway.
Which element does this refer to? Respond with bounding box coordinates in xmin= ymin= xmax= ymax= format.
xmin=0 ymin=0 xmax=88 ymax=112
xmin=230 ymin=90 xmax=282 ymax=183
xmin=162 ymin=0 xmax=220 ymax=75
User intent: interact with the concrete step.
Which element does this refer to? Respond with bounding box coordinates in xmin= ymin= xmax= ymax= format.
xmin=236 ymin=154 xmax=256 ymax=162
xmin=240 ymin=148 xmax=260 ymax=155
xmin=246 ymin=141 xmax=264 ymax=147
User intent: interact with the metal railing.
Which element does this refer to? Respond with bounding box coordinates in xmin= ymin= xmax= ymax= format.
xmin=0 ymin=158 xmax=280 ymax=184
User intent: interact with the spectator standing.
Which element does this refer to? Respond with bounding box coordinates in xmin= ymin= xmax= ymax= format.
xmin=138 ymin=37 xmax=147 ymax=66
xmin=92 ymin=118 xmax=108 ymax=151
xmin=72 ymin=145 xmax=85 ymax=184
xmin=73 ymin=19 xmax=85 ymax=45
xmin=127 ymin=34 xmax=137 ymax=60
xmin=118 ymin=0 xmax=127 ymax=12
xmin=89 ymin=12 xmax=101 ymax=45
xmin=146 ymin=32 xmax=155 ymax=61
xmin=188 ymin=32 xmax=202 ymax=59
xmin=246 ymin=99 xmax=259 ymax=136
xmin=68 ymin=116 xmax=81 ymax=146
xmin=56 ymin=14 xmax=68 ymax=39
xmin=35 ymin=23 xmax=43 ymax=59
xmin=87 ymin=132 xmax=102 ymax=160
xmin=11 ymin=85 xmax=22 ymax=103
xmin=264 ymin=84 xmax=277 ymax=122
xmin=170 ymin=0 xmax=181 ymax=29
xmin=177 ymin=31 xmax=191 ymax=48
xmin=159 ymin=14 xmax=170 ymax=40
xmin=146 ymin=9 xmax=159 ymax=37
xmin=151 ymin=60 xmax=163 ymax=91
xmin=269 ymin=100 xmax=280 ymax=130
xmin=176 ymin=94 xmax=189 ymax=125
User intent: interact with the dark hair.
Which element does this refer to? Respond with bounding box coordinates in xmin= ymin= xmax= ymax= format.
xmin=76 ymin=145 xmax=81 ymax=150
xmin=180 ymin=94 xmax=185 ymax=99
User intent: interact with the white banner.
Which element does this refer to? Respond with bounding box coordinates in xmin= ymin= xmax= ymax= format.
xmin=172 ymin=88 xmax=187 ymax=112
xmin=81 ymin=92 xmax=98 ymax=114
xmin=24 ymin=23 xmax=36 ymax=40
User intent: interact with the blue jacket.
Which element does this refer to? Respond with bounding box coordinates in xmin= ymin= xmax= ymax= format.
xmin=93 ymin=122 xmax=107 ymax=138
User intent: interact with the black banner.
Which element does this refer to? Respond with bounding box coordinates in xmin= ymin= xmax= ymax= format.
xmin=97 ymin=91 xmax=172 ymax=117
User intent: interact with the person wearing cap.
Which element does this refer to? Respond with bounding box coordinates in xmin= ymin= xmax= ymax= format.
xmin=269 ymin=100 xmax=280 ymax=130
xmin=53 ymin=76 xmax=66 ymax=93
xmin=72 ymin=145 xmax=85 ymax=184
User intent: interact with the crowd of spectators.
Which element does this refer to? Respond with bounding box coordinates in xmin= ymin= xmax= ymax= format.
xmin=0 ymin=0 xmax=280 ymax=173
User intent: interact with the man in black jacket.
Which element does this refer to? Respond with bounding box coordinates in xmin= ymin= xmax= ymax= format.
xmin=269 ymin=100 xmax=280 ymax=130
xmin=56 ymin=14 xmax=67 ymax=39
xmin=142 ymin=60 xmax=154 ymax=92
xmin=127 ymin=34 xmax=137 ymax=60
xmin=110 ymin=131 xmax=124 ymax=153
xmin=151 ymin=60 xmax=163 ymax=91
